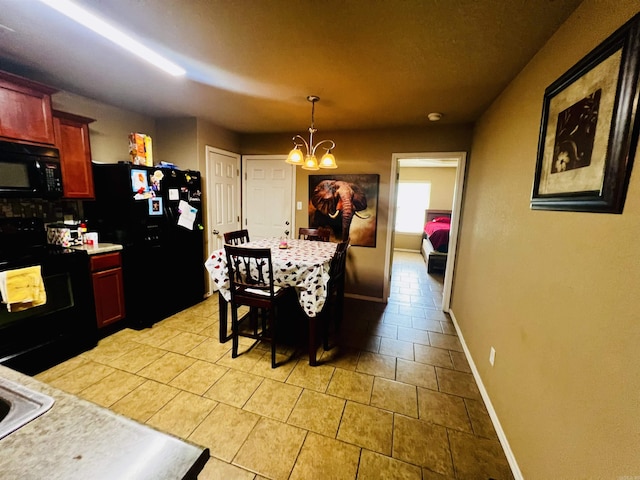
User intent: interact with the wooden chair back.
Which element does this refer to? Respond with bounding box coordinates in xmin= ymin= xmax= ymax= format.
xmin=224 ymin=229 xmax=250 ymax=245
xmin=224 ymin=245 xmax=280 ymax=307
xmin=298 ymin=227 xmax=330 ymax=242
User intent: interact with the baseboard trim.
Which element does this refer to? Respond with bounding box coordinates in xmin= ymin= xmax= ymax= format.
xmin=344 ymin=293 xmax=385 ymax=303
xmin=448 ymin=308 xmax=524 ymax=480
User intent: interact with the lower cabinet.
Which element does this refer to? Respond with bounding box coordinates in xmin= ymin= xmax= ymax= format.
xmin=90 ymin=252 xmax=125 ymax=329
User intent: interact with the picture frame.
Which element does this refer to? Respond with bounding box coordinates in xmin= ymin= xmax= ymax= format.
xmin=148 ymin=196 xmax=163 ymax=216
xmin=308 ymin=174 xmax=379 ymax=247
xmin=531 ymin=13 xmax=640 ymax=213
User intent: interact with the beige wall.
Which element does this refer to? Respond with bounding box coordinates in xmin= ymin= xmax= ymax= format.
xmin=241 ymin=126 xmax=473 ymax=299
xmin=451 ymin=1 xmax=640 ymax=478
xmin=52 ymin=91 xmax=156 ymax=164
xmin=394 ymin=166 xmax=457 ymax=251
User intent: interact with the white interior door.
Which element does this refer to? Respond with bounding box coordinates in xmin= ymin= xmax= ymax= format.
xmin=206 ymin=146 xmax=240 ymax=273
xmin=242 ymin=156 xmax=295 ymax=239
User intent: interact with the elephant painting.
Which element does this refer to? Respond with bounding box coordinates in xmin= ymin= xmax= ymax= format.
xmin=308 ymin=174 xmax=379 ymax=247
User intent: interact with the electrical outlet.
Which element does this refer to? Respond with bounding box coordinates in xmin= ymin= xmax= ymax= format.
xmin=489 ymin=347 xmax=496 ymax=366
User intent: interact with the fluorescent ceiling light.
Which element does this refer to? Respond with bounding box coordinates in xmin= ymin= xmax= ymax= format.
xmin=38 ymin=0 xmax=185 ymax=76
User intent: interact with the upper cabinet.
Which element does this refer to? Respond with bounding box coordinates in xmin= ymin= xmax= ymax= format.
xmin=53 ymin=110 xmax=96 ymax=199
xmin=0 ymin=70 xmax=57 ymax=145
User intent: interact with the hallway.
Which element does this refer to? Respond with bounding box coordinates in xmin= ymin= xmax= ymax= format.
xmin=36 ymin=251 xmax=513 ymax=479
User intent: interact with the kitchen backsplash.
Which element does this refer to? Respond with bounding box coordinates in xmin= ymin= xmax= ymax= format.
xmin=0 ymin=198 xmax=84 ymax=223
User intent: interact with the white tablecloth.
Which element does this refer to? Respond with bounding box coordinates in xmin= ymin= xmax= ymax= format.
xmin=205 ymin=238 xmax=337 ymax=317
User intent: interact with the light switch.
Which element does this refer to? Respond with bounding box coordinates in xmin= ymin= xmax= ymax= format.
xmin=296 ymin=201 xmax=302 ymax=210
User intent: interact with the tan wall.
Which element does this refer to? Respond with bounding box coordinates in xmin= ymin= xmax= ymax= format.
xmin=394 ymin=167 xmax=457 ymax=250
xmin=52 ymin=91 xmax=156 ymax=164
xmin=155 ymin=117 xmax=198 ymax=170
xmin=451 ymin=2 xmax=640 ymax=478
xmin=241 ymin=126 xmax=473 ymax=299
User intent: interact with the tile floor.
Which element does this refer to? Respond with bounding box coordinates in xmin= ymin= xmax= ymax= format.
xmin=36 ymin=251 xmax=514 ymax=479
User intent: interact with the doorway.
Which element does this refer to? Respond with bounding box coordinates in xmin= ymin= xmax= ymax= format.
xmin=242 ymin=155 xmax=296 ymax=239
xmin=385 ymin=152 xmax=467 ymax=312
xmin=205 ymin=146 xmax=241 ymax=296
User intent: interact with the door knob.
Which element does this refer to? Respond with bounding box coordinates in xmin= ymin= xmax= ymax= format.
xmin=212 ymin=230 xmax=220 ymax=235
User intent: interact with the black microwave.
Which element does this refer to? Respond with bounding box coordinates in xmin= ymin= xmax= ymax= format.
xmin=0 ymin=140 xmax=63 ymax=198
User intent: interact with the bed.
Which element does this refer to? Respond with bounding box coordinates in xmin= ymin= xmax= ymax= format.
xmin=421 ymin=209 xmax=452 ymax=274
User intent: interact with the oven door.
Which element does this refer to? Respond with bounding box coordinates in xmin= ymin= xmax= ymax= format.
xmin=0 ymin=250 xmax=96 ymax=374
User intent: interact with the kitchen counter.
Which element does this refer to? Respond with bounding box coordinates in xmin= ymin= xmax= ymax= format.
xmin=71 ymin=242 xmax=123 ymax=255
xmin=0 ymin=365 xmax=209 ymax=479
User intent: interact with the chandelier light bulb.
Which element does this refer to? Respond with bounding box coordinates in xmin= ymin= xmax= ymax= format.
xmin=286 ymin=96 xmax=337 ymax=169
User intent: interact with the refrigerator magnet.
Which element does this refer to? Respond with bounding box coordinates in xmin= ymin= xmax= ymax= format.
xmin=149 ymin=197 xmax=163 ymax=216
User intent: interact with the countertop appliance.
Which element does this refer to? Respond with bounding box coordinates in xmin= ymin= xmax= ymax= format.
xmin=0 ymin=218 xmax=96 ymax=374
xmin=0 ymin=140 xmax=63 ymax=198
xmin=85 ymin=162 xmax=205 ymax=329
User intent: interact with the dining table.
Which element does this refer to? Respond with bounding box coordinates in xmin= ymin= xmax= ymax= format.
xmin=204 ymin=237 xmax=338 ymax=366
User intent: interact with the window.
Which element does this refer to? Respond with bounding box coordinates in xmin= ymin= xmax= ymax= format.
xmin=395 ymin=182 xmax=431 ymax=233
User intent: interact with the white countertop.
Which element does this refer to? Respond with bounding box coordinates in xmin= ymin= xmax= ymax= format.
xmin=0 ymin=365 xmax=209 ymax=480
xmin=70 ymin=243 xmax=123 ymax=255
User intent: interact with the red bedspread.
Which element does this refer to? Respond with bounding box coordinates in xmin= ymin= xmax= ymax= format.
xmin=424 ymin=218 xmax=450 ymax=253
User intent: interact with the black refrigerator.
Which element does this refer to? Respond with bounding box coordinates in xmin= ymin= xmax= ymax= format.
xmin=85 ymin=162 xmax=205 ymax=329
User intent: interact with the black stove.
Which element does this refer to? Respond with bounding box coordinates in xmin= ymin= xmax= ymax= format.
xmin=0 ymin=217 xmax=96 ymax=374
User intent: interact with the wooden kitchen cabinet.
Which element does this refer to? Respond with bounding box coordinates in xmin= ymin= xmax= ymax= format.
xmin=0 ymin=70 xmax=57 ymax=145
xmin=90 ymin=252 xmax=126 ymax=329
xmin=53 ymin=110 xmax=96 ymax=199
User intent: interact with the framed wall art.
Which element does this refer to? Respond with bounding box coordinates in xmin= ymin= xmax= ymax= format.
xmin=308 ymin=174 xmax=379 ymax=247
xmin=531 ymin=13 xmax=640 ymax=213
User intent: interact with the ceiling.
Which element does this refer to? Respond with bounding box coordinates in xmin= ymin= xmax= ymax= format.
xmin=0 ymin=0 xmax=583 ymax=134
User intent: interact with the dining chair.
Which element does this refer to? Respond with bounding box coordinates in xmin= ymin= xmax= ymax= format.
xmin=224 ymin=229 xmax=250 ymax=245
xmin=298 ymin=227 xmax=331 ymax=242
xmin=323 ymin=239 xmax=349 ymax=350
xmin=224 ymin=244 xmax=289 ymax=368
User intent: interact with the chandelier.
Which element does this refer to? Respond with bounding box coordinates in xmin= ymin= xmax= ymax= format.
xmin=286 ymin=95 xmax=337 ymax=170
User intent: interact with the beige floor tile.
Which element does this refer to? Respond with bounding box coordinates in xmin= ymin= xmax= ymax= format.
xmin=249 ymin=351 xmax=297 ymax=381
xmin=392 ymin=414 xmax=453 ymax=476
xmin=216 ymin=346 xmax=265 ymax=372
xmin=448 ymin=430 xmax=514 ymax=480
xmin=413 ymin=345 xmax=454 ymax=369
xmin=428 ymin=332 xmax=463 ymax=352
xmin=285 ymin=361 xmax=335 ymax=392
xmin=357 ymin=449 xmax=422 ymax=480
xmin=204 ymin=369 xmax=263 ymax=407
xmin=417 ymin=387 xmax=472 ymax=432
xmin=198 ymin=457 xmax=256 ymax=480
xmin=146 ymin=390 xmax=218 ymax=438
xmin=318 ymin=346 xmax=361 ymax=371
xmin=397 ymin=326 xmax=431 ymax=346
xmin=289 ymin=432 xmax=360 ymax=480
xmin=435 ymin=367 xmax=481 ymax=400
xmin=46 ymin=361 xmax=115 ymax=394
xmin=107 ymin=344 xmax=168 ymax=373
xmin=79 ymin=369 xmax=146 ymax=407
xmin=378 ymin=337 xmax=415 ymax=360
xmin=233 ymin=417 xmax=306 ymax=480
xmin=326 ymin=368 xmax=374 ymax=404
xmin=411 ymin=318 xmax=443 ymax=334
xmin=189 ymin=403 xmax=260 ymax=463
xmin=169 ymin=360 xmax=228 ymax=395
xmin=396 ymin=358 xmax=438 ymax=390
xmin=465 ymin=398 xmax=498 ymax=439
xmin=111 ymin=379 xmax=180 ymax=423
xmin=80 ymin=339 xmax=140 ymax=364
xmin=369 ymin=323 xmax=398 ymax=339
xmin=356 ymin=351 xmax=396 ymax=380
xmin=158 ymin=331 xmax=208 ymax=354
xmin=336 ymin=401 xmax=393 ymax=455
xmin=34 ymin=356 xmax=89 ymax=383
xmin=135 ymin=325 xmax=183 ymax=347
xmin=186 ymin=337 xmax=231 ymax=363
xmin=370 ymin=377 xmax=418 ymax=417
xmin=136 ymin=351 xmax=196 ymax=383
xmin=440 ymin=321 xmax=457 ymax=336
xmin=287 ymin=389 xmax=346 ymax=437
xmin=449 ymin=350 xmax=472 ymax=373
xmin=243 ymin=378 xmax=302 ymax=422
